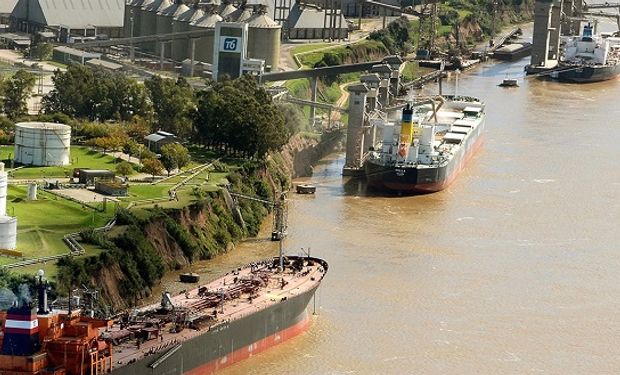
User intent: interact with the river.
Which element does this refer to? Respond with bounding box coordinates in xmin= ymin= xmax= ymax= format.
xmin=207 ymin=27 xmax=620 ymax=375
xmin=155 ymin=26 xmax=620 ymax=374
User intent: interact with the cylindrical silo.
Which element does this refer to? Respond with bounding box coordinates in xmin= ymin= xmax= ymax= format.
xmin=190 ymin=11 xmax=222 ymax=63
xmin=247 ymin=9 xmax=281 ymax=71
xmin=27 ymin=183 xmax=37 ymax=201
xmin=218 ymin=2 xmax=237 ymax=20
xmin=14 ymin=122 xmax=71 ymax=167
xmin=229 ymin=4 xmax=252 ymax=22
xmin=141 ymin=0 xmax=172 ymax=52
xmin=171 ymin=4 xmax=205 ymax=61
xmin=0 ymin=217 xmax=17 ymax=250
xmin=0 ymin=163 xmax=6 ymax=217
xmin=131 ymin=0 xmax=154 ymax=37
xmin=156 ymin=0 xmax=190 ymax=57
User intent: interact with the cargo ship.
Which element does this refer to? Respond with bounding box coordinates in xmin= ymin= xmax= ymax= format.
xmin=551 ymin=24 xmax=620 ymax=82
xmin=0 ymin=255 xmax=328 ymax=374
xmin=364 ymin=95 xmax=485 ymax=194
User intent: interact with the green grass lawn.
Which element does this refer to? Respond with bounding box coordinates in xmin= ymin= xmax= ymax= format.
xmin=291 ymin=43 xmax=335 ymax=56
xmin=0 ymin=145 xmax=118 ymax=179
xmin=7 ymin=186 xmax=114 ymax=258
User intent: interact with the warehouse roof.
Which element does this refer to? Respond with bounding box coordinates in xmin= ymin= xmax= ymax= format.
xmin=287 ymin=3 xmax=347 ymax=29
xmin=11 ymin=0 xmax=124 ymax=28
xmin=0 ymin=0 xmax=17 ymax=15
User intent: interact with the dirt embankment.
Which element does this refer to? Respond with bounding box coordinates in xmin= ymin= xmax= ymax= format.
xmin=91 ymin=132 xmax=344 ymax=310
xmin=278 ymin=131 xmax=345 ymax=178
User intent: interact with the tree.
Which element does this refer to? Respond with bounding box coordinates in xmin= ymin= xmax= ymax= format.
xmin=145 ymin=76 xmax=194 ymax=138
xmin=160 ymin=143 xmax=191 ymax=176
xmin=142 ymin=158 xmax=164 ymax=181
xmin=42 ymin=65 xmax=151 ymax=121
xmin=123 ymin=139 xmax=141 ymax=161
xmin=116 ymin=161 xmax=134 ymax=177
xmin=3 ymin=70 xmax=36 ymax=119
xmin=29 ymin=43 xmax=53 ymax=61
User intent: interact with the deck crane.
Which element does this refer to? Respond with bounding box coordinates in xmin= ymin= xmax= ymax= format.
xmin=225 ymin=188 xmax=288 ymax=271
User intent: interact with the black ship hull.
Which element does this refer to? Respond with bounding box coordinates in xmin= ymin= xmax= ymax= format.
xmin=111 ymin=258 xmax=327 ymax=375
xmin=364 ymin=121 xmax=484 ymax=194
xmin=554 ymin=63 xmax=620 ymax=83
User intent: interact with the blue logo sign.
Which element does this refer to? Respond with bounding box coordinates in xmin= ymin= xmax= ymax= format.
xmin=222 ymin=38 xmax=237 ymax=51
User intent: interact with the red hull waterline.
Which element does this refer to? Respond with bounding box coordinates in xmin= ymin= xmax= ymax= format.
xmin=375 ymin=135 xmax=484 ymax=194
xmin=185 ymin=311 xmax=312 ymax=374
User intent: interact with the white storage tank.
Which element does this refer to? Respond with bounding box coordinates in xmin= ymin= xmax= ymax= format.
xmin=171 ymin=4 xmax=205 ymax=61
xmin=0 ymin=163 xmax=6 ymax=216
xmin=0 ymin=216 xmax=17 ymax=250
xmin=27 ymin=183 xmax=37 ymax=201
xmin=14 ymin=122 xmax=71 ymax=167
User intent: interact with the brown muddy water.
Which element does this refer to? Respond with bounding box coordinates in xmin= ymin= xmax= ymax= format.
xmin=153 ymin=39 xmax=620 ymax=375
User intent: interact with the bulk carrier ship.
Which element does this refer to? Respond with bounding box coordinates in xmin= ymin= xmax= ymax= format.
xmin=552 ymin=24 xmax=620 ymax=82
xmin=0 ymin=256 xmax=327 ymax=375
xmin=364 ymin=95 xmax=485 ymax=194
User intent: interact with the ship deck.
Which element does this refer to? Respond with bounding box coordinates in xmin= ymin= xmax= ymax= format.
xmin=103 ymin=257 xmax=327 ymax=368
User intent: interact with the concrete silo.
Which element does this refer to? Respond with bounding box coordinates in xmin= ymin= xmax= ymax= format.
xmin=171 ymin=4 xmax=205 ymax=61
xmin=156 ymin=0 xmax=190 ymax=57
xmin=141 ymin=0 xmax=172 ymax=52
xmin=218 ymin=1 xmax=237 ymax=20
xmin=190 ymin=11 xmax=222 ymax=63
xmin=246 ymin=9 xmax=281 ymax=71
xmin=229 ymin=4 xmax=253 ymax=22
xmin=14 ymin=122 xmax=71 ymax=167
xmin=125 ymin=0 xmax=152 ymax=37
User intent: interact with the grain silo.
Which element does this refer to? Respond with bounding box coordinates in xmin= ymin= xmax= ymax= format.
xmin=133 ymin=0 xmax=154 ymax=37
xmin=247 ymin=7 xmax=281 ymax=71
xmin=141 ymin=0 xmax=172 ymax=52
xmin=229 ymin=4 xmax=252 ymax=22
xmin=190 ymin=11 xmax=222 ymax=63
xmin=171 ymin=4 xmax=205 ymax=61
xmin=156 ymin=0 xmax=190 ymax=56
xmin=218 ymin=1 xmax=237 ymax=20
xmin=14 ymin=122 xmax=71 ymax=167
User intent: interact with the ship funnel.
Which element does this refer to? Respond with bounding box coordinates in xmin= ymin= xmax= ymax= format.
xmin=36 ymin=270 xmax=49 ymax=315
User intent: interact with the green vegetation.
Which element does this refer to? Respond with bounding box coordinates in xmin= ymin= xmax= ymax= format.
xmin=290 ymin=42 xmax=334 ymax=56
xmin=0 ymin=145 xmax=118 ymax=179
xmin=7 ymin=185 xmax=113 ymax=259
xmin=300 ymin=39 xmax=388 ymax=68
xmin=0 ymin=70 xmax=36 ymax=119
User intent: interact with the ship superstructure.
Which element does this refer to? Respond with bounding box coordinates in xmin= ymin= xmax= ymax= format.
xmin=553 ymin=24 xmax=620 ymax=82
xmin=364 ymin=95 xmax=485 ymax=194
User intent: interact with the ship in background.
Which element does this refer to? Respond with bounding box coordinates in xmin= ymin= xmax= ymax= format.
xmin=364 ymin=95 xmax=485 ymax=194
xmin=551 ymin=24 xmax=620 ymax=82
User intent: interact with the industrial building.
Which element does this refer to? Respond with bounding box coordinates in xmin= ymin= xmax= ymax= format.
xmin=124 ymin=0 xmax=351 ymax=70
xmin=144 ymin=130 xmax=178 ymax=153
xmin=0 ymin=0 xmax=17 ymax=28
xmin=10 ymin=0 xmax=124 ymax=41
xmin=14 ymin=122 xmax=71 ymax=167
xmin=52 ymin=46 xmax=101 ymax=65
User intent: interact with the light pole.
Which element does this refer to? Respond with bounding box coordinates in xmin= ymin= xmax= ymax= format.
xmin=130 ymin=10 xmax=135 ymax=62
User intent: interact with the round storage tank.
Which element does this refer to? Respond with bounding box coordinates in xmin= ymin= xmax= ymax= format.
xmin=141 ymin=0 xmax=172 ymax=52
xmin=218 ymin=2 xmax=237 ymax=19
xmin=0 ymin=163 xmax=6 ymax=216
xmin=190 ymin=12 xmax=222 ymax=63
xmin=133 ymin=0 xmax=154 ymax=37
xmin=0 ymin=216 xmax=17 ymax=250
xmin=171 ymin=4 xmax=205 ymax=61
xmin=247 ymin=10 xmax=281 ymax=71
xmin=156 ymin=0 xmax=190 ymax=57
xmin=230 ymin=5 xmax=252 ymax=22
xmin=14 ymin=122 xmax=71 ymax=167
